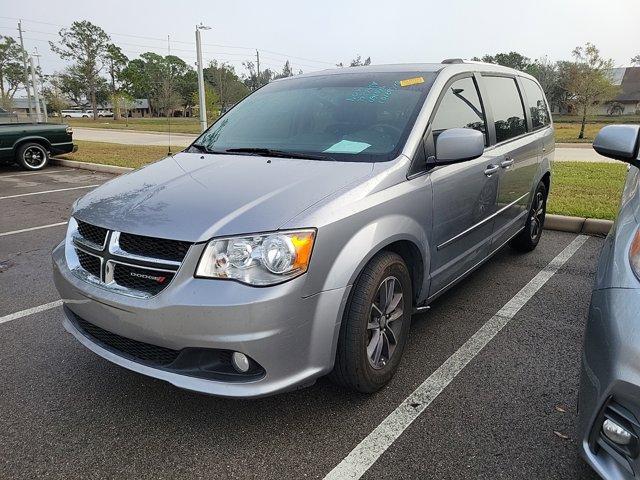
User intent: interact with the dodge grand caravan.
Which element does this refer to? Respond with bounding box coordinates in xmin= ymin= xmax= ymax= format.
xmin=52 ymin=60 xmax=554 ymax=398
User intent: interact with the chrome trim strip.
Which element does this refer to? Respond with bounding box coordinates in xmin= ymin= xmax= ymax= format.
xmin=428 ymin=226 xmax=525 ymax=301
xmin=105 ymin=258 xmax=178 ymax=299
xmin=71 ymin=244 xmax=104 ymax=284
xmin=108 ymin=231 xmax=182 ymax=268
xmin=437 ymin=192 xmax=529 ymax=250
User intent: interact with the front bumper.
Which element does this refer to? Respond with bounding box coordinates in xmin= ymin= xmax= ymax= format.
xmin=52 ymin=241 xmax=350 ymax=398
xmin=579 ymin=288 xmax=640 ymax=479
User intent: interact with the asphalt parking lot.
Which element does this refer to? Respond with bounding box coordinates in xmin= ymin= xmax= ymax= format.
xmin=0 ymin=164 xmax=603 ymax=479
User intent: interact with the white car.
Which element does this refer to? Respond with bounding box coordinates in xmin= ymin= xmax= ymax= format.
xmin=61 ymin=110 xmax=90 ymax=118
xmin=87 ymin=110 xmax=114 ymax=118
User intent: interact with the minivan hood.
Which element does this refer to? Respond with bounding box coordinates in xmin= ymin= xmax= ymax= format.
xmin=73 ymin=152 xmax=374 ymax=242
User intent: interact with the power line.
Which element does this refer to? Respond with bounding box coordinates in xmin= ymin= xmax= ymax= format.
xmin=0 ymin=15 xmax=336 ymax=66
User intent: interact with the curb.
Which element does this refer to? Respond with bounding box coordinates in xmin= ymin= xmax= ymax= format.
xmin=544 ymin=214 xmax=613 ymax=236
xmin=51 ymin=159 xmax=614 ymax=237
xmin=555 ymin=143 xmax=593 ymax=149
xmin=52 ymin=158 xmax=133 ymax=174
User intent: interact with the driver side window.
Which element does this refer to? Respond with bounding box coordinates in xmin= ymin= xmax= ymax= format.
xmin=431 ymin=77 xmax=487 ymax=148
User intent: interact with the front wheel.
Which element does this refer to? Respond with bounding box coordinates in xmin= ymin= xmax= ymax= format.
xmin=330 ymin=251 xmax=412 ymax=393
xmin=16 ymin=142 xmax=49 ymax=171
xmin=510 ymin=181 xmax=547 ymax=252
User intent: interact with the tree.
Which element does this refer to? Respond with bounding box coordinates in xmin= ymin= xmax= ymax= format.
xmin=120 ymin=58 xmax=150 ymax=99
xmin=204 ymin=61 xmax=249 ymax=110
xmin=49 ymin=21 xmax=110 ymax=120
xmin=41 ymin=74 xmax=69 ymax=119
xmin=242 ymin=60 xmax=275 ymax=90
xmin=632 ymin=55 xmax=640 ymax=66
xmin=280 ymin=60 xmax=293 ymax=78
xmin=0 ymin=35 xmax=26 ymax=109
xmin=120 ymin=52 xmax=195 ymax=116
xmin=566 ymin=43 xmax=619 ymax=138
xmin=105 ymin=44 xmax=128 ymax=119
xmin=472 ymin=51 xmax=533 ymax=72
xmin=337 ymin=55 xmax=372 ymax=68
xmin=191 ymin=83 xmax=219 ymax=121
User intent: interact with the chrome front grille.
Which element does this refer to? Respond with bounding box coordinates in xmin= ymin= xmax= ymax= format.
xmin=66 ymin=218 xmax=191 ymax=298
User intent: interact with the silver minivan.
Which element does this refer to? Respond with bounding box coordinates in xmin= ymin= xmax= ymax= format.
xmin=52 ymin=60 xmax=554 ymax=398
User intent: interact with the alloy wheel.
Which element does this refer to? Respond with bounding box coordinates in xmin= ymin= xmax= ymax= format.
xmin=529 ymin=191 xmax=545 ymax=241
xmin=23 ymin=146 xmax=46 ymax=169
xmin=367 ymin=276 xmax=404 ymax=369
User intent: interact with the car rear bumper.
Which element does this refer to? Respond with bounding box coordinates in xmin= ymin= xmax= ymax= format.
xmin=579 ymin=288 xmax=640 ymax=479
xmin=50 ymin=141 xmax=76 ymax=156
xmin=52 ymin=241 xmax=350 ymax=398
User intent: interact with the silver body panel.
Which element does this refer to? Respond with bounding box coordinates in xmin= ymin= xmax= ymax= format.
xmin=53 ymin=62 xmax=553 ymax=397
xmin=579 ymin=164 xmax=640 ymax=479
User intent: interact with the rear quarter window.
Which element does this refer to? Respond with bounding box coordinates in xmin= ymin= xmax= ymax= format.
xmin=482 ymin=76 xmax=527 ymax=143
xmin=520 ymin=77 xmax=551 ymax=130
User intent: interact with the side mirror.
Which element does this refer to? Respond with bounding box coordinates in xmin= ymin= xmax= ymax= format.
xmin=593 ymin=125 xmax=640 ymax=167
xmin=435 ymin=128 xmax=485 ymax=164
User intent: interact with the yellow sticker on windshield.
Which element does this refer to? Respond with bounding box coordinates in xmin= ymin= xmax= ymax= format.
xmin=400 ymin=76 xmax=425 ymax=87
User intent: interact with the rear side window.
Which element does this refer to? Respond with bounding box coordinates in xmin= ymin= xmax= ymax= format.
xmin=483 ymin=76 xmax=527 ymax=143
xmin=520 ymin=77 xmax=550 ymax=130
xmin=431 ymin=77 xmax=486 ymax=144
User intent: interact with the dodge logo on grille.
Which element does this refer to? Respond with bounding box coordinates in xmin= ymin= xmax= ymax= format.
xmin=129 ymin=271 xmax=167 ymax=284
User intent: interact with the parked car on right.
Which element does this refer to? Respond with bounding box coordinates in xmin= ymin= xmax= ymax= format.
xmin=579 ymin=124 xmax=640 ymax=479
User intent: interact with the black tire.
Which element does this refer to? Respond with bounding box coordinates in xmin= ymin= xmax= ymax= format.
xmin=510 ymin=181 xmax=547 ymax=252
xmin=16 ymin=142 xmax=49 ymax=171
xmin=330 ymin=251 xmax=412 ymax=393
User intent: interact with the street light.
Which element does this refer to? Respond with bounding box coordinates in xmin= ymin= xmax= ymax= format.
xmin=196 ymin=23 xmax=211 ymax=133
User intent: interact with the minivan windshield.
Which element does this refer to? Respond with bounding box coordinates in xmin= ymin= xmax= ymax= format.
xmin=193 ymin=71 xmax=438 ymax=162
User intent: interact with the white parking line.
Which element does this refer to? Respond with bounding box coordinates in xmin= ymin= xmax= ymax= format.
xmin=324 ymin=234 xmax=589 ymax=480
xmin=0 ymin=185 xmax=98 ymax=200
xmin=0 ymin=169 xmax=73 ymax=179
xmin=0 ymin=222 xmax=67 ymax=237
xmin=0 ymin=300 xmax=63 ymax=326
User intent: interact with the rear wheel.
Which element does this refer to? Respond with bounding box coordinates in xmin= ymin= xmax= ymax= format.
xmin=330 ymin=251 xmax=412 ymax=393
xmin=16 ymin=142 xmax=49 ymax=171
xmin=510 ymin=181 xmax=547 ymax=252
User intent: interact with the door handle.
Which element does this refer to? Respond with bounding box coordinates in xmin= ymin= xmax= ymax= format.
xmin=500 ymin=158 xmax=514 ymax=168
xmin=484 ymin=164 xmax=500 ymax=176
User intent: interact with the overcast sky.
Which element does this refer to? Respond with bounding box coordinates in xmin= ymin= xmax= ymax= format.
xmin=1 ymin=0 xmax=638 ymax=78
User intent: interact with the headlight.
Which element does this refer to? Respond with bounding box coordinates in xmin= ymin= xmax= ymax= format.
xmin=630 ymin=228 xmax=640 ymax=280
xmin=195 ymin=229 xmax=316 ymax=286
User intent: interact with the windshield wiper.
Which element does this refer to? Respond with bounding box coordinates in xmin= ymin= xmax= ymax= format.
xmin=190 ymin=143 xmax=212 ymax=153
xmin=225 ymin=147 xmax=334 ymax=161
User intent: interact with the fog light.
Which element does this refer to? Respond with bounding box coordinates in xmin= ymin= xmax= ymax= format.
xmin=603 ymin=419 xmax=633 ymax=446
xmin=231 ymin=352 xmax=250 ymax=373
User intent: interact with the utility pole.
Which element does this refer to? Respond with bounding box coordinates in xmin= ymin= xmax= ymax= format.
xmin=17 ymin=21 xmax=33 ymax=118
xmin=33 ymin=47 xmax=48 ymax=122
xmin=29 ymin=57 xmax=42 ymax=122
xmin=256 ymin=50 xmax=261 ymax=90
xmin=195 ymin=23 xmax=211 ymax=133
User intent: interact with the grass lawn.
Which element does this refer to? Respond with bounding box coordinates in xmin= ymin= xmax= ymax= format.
xmin=553 ymin=115 xmax=640 ymax=143
xmin=548 ymin=162 xmax=627 ymax=220
xmin=59 ymin=142 xmax=629 ymax=221
xmin=59 ymin=140 xmax=171 ymax=169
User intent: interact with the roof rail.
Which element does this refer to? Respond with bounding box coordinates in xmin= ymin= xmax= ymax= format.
xmin=441 ymin=58 xmax=465 ymax=64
